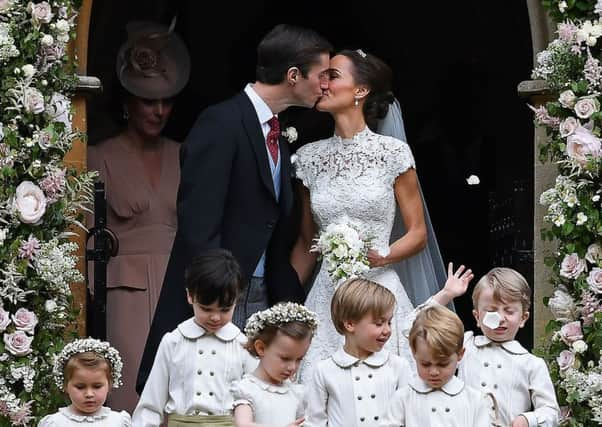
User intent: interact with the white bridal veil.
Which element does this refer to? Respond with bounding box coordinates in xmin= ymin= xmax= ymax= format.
xmin=377 ymin=99 xmax=450 ymax=307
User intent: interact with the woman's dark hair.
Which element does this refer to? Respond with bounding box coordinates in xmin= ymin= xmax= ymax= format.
xmin=338 ymin=49 xmax=395 ymax=129
xmin=245 ymin=321 xmax=314 ymax=357
xmin=185 ymin=248 xmax=244 ymax=307
xmin=256 ymin=24 xmax=332 ymax=84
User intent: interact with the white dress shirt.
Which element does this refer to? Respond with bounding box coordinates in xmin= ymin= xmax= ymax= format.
xmin=305 ymin=348 xmax=411 ymax=427
xmin=457 ymin=332 xmax=559 ymax=427
xmin=132 ymin=319 xmax=258 ymax=426
xmin=381 ymin=376 xmax=493 ymax=427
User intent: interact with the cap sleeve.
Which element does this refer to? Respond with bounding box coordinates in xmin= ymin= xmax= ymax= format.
xmin=385 ymin=137 xmax=415 ymax=184
xmin=292 ymin=143 xmax=316 ymax=189
xmin=230 ymin=378 xmax=257 ymax=411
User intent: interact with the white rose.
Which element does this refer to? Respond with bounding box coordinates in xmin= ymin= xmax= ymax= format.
xmin=3 ymin=330 xmax=33 ymax=356
xmin=593 ymin=194 xmax=601 ymax=202
xmin=576 ymin=212 xmax=588 ymax=225
xmin=574 ymin=98 xmax=600 ymax=119
xmin=566 ymin=126 xmax=602 ymax=165
xmin=23 ymin=87 xmax=45 ymax=114
xmin=0 ymin=307 xmax=10 ymax=332
xmin=586 ymin=267 xmax=602 ymax=293
xmin=14 ymin=181 xmax=47 ymax=224
xmin=40 ymin=34 xmax=54 ymax=47
xmin=21 ymin=64 xmax=36 ymax=78
xmin=572 ymin=339 xmax=588 ymax=353
xmin=55 ymin=19 xmax=70 ymax=34
xmin=333 ymin=244 xmax=348 ymax=259
xmin=558 ymin=1 xmax=567 ymax=12
xmin=548 ymin=286 xmax=577 ymax=322
xmin=44 ymin=299 xmax=57 ymax=312
xmin=466 ymin=174 xmax=480 ymax=185
xmin=559 ymin=90 xmax=577 ymax=108
xmin=586 ymin=243 xmax=602 ymax=263
xmin=45 ymin=92 xmax=71 ymax=132
xmin=28 ymin=1 xmax=53 ymax=25
xmin=559 ymin=117 xmax=579 ymax=137
xmin=12 ymin=308 xmax=38 ymax=334
xmin=560 ymin=253 xmax=587 ymax=279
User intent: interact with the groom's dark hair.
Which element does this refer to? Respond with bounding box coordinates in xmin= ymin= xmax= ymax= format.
xmin=185 ymin=248 xmax=245 ymax=308
xmin=256 ymin=24 xmax=332 ymax=84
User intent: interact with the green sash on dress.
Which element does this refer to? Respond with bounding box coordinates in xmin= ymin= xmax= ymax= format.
xmin=167 ymin=414 xmax=234 ymax=427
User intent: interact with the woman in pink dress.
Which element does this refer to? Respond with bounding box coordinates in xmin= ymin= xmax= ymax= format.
xmin=87 ymin=20 xmax=190 ymax=412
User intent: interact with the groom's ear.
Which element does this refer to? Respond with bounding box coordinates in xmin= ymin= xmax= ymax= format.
xmin=287 ymin=67 xmax=300 ymax=85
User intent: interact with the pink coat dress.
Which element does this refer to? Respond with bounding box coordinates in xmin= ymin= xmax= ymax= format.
xmin=87 ymin=136 xmax=180 ymax=413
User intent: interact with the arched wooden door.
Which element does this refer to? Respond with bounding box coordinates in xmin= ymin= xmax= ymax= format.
xmin=68 ymin=0 xmax=96 ymax=335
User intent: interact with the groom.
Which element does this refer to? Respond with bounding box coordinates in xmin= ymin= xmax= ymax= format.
xmin=136 ymin=24 xmax=332 ymax=393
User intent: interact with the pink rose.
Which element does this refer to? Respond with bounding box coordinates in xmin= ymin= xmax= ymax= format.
xmin=559 ymin=321 xmax=583 ymax=344
xmin=0 ymin=307 xmax=10 ymax=332
xmin=23 ymin=87 xmax=45 ymax=114
xmin=559 ymin=117 xmax=579 ymax=137
xmin=12 ymin=308 xmax=37 ymax=334
xmin=557 ymin=350 xmax=576 ymax=371
xmin=0 ymin=0 xmax=11 ymax=13
xmin=566 ymin=126 xmax=602 ymax=165
xmin=559 ymin=90 xmax=577 ymax=108
xmin=28 ymin=1 xmax=53 ymax=26
xmin=586 ymin=243 xmax=602 ymax=264
xmin=560 ymin=253 xmax=587 ymax=279
xmin=14 ymin=181 xmax=47 ymax=224
xmin=574 ymin=98 xmax=600 ymax=119
xmin=587 ymin=268 xmax=602 ymax=294
xmin=3 ymin=331 xmax=33 ymax=356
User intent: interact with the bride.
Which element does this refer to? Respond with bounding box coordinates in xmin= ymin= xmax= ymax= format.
xmin=292 ymin=49 xmax=461 ymax=381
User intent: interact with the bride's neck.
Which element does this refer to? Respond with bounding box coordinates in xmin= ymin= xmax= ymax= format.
xmin=333 ymin=111 xmax=367 ymax=139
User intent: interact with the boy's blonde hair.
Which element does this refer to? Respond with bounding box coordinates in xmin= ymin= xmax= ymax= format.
xmin=331 ymin=278 xmax=396 ymax=335
xmin=472 ymin=267 xmax=531 ymax=313
xmin=409 ymin=305 xmax=464 ymax=360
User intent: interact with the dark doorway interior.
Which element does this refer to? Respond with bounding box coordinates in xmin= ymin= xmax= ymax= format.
xmin=87 ymin=1 xmax=535 ymax=348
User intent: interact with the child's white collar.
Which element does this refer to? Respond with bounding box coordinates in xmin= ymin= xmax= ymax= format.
xmin=177 ymin=318 xmax=241 ymax=341
xmin=331 ymin=347 xmax=389 ymax=368
xmin=473 ymin=334 xmax=528 ymax=354
xmin=59 ymin=406 xmax=112 ymax=422
xmin=410 ymin=375 xmax=465 ymax=396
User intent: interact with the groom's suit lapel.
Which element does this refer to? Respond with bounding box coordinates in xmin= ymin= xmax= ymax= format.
xmin=235 ymin=92 xmax=277 ymax=200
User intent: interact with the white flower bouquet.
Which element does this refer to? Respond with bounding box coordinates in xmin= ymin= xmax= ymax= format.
xmin=310 ymin=217 xmax=371 ymax=284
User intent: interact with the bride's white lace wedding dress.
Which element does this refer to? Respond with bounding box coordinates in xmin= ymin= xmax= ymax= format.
xmin=294 ymin=127 xmax=418 ymax=382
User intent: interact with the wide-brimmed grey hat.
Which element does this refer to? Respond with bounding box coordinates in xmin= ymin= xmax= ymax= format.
xmin=116 ymin=19 xmax=190 ymax=99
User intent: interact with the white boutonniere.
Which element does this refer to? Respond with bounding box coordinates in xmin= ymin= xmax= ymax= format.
xmin=282 ymin=126 xmax=298 ymax=144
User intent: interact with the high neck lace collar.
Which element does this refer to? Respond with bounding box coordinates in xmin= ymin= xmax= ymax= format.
xmin=332 ymin=127 xmax=371 ymax=143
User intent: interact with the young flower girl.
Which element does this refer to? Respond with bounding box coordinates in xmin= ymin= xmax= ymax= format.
xmin=39 ymin=337 xmax=131 ymax=426
xmin=231 ymin=302 xmax=318 ymax=427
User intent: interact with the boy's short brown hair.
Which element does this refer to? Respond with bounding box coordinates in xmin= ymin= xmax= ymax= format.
xmin=472 ymin=267 xmax=531 ymax=312
xmin=331 ymin=278 xmax=396 ymax=335
xmin=409 ymin=305 xmax=464 ymax=361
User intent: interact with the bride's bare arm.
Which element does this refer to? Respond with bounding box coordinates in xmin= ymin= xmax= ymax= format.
xmin=291 ymin=182 xmax=318 ymax=286
xmin=367 ymin=168 xmax=427 ymax=267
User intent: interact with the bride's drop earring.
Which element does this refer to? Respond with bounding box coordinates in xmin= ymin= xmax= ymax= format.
xmin=354 ymin=97 xmax=359 ymax=107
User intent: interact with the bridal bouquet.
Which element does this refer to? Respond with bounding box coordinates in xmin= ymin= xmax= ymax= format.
xmin=310 ymin=217 xmax=371 ymax=284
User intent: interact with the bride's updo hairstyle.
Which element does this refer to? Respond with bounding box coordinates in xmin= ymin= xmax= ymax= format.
xmin=338 ymin=49 xmax=395 ymax=129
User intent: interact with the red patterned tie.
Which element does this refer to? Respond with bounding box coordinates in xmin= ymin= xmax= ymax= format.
xmin=266 ymin=116 xmax=280 ymax=164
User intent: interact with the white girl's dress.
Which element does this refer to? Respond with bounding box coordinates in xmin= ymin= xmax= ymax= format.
xmin=294 ymin=128 xmax=418 ymax=381
xmin=457 ymin=332 xmax=559 ymax=426
xmin=230 ymin=374 xmax=305 ymax=426
xmin=132 ymin=319 xmax=257 ymax=426
xmin=39 ymin=406 xmax=131 ymax=426
xmin=381 ymin=376 xmax=493 ymax=427
xmin=304 ymin=348 xmax=410 ymax=427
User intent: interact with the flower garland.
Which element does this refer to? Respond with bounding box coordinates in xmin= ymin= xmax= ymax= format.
xmin=531 ymin=1 xmax=602 ymax=424
xmin=0 ymin=0 xmax=95 ymax=425
xmin=244 ymin=302 xmax=319 ymax=341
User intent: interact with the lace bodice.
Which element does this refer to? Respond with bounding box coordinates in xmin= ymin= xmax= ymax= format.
xmin=294 ymin=127 xmax=415 ymax=252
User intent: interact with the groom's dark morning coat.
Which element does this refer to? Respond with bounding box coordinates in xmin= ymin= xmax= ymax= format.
xmin=136 ymin=91 xmax=303 ymax=393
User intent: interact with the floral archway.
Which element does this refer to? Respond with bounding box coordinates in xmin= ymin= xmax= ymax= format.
xmin=530 ymin=1 xmax=602 ymax=424
xmin=0 ymin=0 xmax=95 ymax=424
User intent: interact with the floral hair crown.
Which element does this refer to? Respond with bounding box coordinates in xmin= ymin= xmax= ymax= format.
xmin=244 ymin=302 xmax=319 ymax=340
xmin=53 ymin=338 xmax=123 ymax=390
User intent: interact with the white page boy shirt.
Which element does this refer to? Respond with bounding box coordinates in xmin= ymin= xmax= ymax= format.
xmin=381 ymin=376 xmax=492 ymax=427
xmin=132 ymin=319 xmax=258 ymax=426
xmin=457 ymin=332 xmax=559 ymax=427
xmin=305 ymin=348 xmax=410 ymax=427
